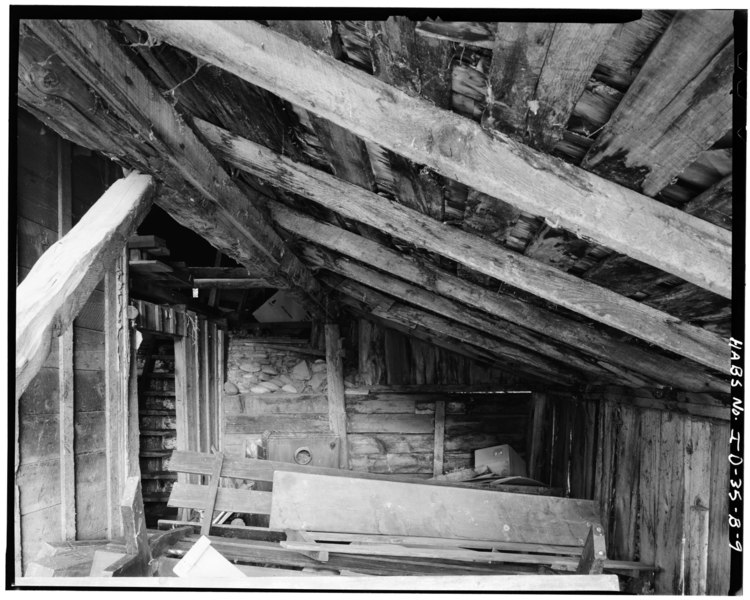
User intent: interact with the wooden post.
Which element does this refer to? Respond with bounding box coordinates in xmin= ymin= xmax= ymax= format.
xmin=105 ymin=249 xmax=130 ymax=538
xmin=527 ymin=393 xmax=550 ymax=483
xmin=200 ymin=452 xmax=225 ymax=536
xmin=56 ymin=137 xmax=76 ymax=540
xmin=325 ymin=324 xmax=349 ymax=469
xmin=433 ymin=401 xmax=446 ymax=476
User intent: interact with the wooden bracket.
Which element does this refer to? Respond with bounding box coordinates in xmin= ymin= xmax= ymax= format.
xmin=576 ymin=524 xmax=607 ymax=574
xmin=283 ymin=530 xmax=329 ymax=562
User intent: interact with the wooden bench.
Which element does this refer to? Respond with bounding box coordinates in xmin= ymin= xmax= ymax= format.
xmin=160 ymin=450 xmax=651 ymax=583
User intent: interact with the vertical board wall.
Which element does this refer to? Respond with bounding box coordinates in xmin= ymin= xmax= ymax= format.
xmin=529 ymin=389 xmax=731 ymax=595
xmin=15 ymin=110 xmax=119 ymax=572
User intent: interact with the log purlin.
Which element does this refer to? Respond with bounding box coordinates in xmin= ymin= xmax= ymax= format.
xmin=127 ymin=19 xmax=731 ymax=300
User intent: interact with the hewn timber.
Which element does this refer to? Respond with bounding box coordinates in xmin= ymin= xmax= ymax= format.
xmin=581 ymin=12 xmax=734 ymax=196
xmin=485 ymin=23 xmax=616 ymax=150
xmin=129 ymin=19 xmax=731 ymax=298
xmin=193 ymin=117 xmax=727 ymax=373
xmin=20 ymin=19 xmax=323 ymax=313
xmin=306 ymin=245 xmax=646 ymax=386
xmin=329 ymin=276 xmax=580 ymax=386
xmin=16 ymin=173 xmax=153 ymax=400
xmin=681 ymin=174 xmax=733 ymax=231
xmin=273 ymin=202 xmax=725 ymax=392
xmin=325 ymin=324 xmax=349 ymax=469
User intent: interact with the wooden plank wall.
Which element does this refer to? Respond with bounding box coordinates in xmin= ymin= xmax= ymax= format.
xmin=530 ymin=388 xmax=731 ymax=594
xmin=14 ymin=110 xmax=119 ymax=572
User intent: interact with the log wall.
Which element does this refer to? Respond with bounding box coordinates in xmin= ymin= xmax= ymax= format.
xmin=15 ymin=110 xmax=119 ymax=572
xmin=528 ymin=388 xmax=731 ymax=594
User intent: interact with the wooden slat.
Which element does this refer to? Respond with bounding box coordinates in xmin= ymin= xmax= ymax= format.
xmin=582 ymin=12 xmax=734 ymax=195
xmin=199 ymin=120 xmax=729 ymax=374
xmin=637 ymin=409 xmax=660 ymax=571
xmin=611 ymin=406 xmax=640 ymax=561
xmin=683 ymin=419 xmax=712 ymax=594
xmin=131 ymin=19 xmax=732 ymax=299
xmin=21 ymin=19 xmax=322 ymax=309
xmin=325 ymin=324 xmax=348 ymax=468
xmin=167 ymin=483 xmax=272 ymax=515
xmin=269 ymin=471 xmax=599 ymax=545
xmin=707 ymin=421 xmax=731 ymax=595
xmin=16 ymin=172 xmax=153 ymax=399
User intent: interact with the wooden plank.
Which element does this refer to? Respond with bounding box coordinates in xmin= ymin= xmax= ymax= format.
xmin=224 ymin=414 xmax=331 ymax=435
xmin=157 ymin=519 xmax=286 ymax=542
xmin=119 ymin=476 xmax=152 ymax=576
xmin=638 ymin=408 xmax=660 ymax=571
xmin=707 ymin=421 xmax=731 ymax=595
xmin=269 ymin=471 xmax=599 ymax=545
xmin=683 ymin=419 xmax=712 ymax=595
xmin=654 ymin=412 xmax=686 ymax=594
xmin=132 ymin=19 xmax=732 ymax=299
xmin=168 ymin=483 xmax=272 ymax=515
xmin=200 ymin=452 xmax=224 ymax=536
xmin=209 ymin=126 xmax=730 ymax=376
xmin=433 ymin=400 xmax=445 ymax=476
xmin=16 ymin=172 xmax=154 ymax=399
xmin=57 ymin=137 xmax=75 ymax=541
xmin=582 ymin=11 xmax=734 ymax=196
xmin=485 ymin=23 xmax=616 ymax=150
xmin=281 ymin=540 xmax=581 ymax=569
xmin=325 ymin=324 xmax=348 ymax=468
xmin=192 ymin=278 xmax=271 ymax=289
xmin=612 ymin=406 xmax=640 ymax=561
xmin=21 ymin=19 xmax=322 ymax=309
xmin=415 ymin=20 xmax=495 ymax=48
xmin=681 ymin=174 xmax=732 ymax=230
xmin=306 ymin=531 xmax=582 ymax=555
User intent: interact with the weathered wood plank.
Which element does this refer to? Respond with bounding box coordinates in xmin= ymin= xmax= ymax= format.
xmin=348 ymin=413 xmax=434 ymax=434
xmin=681 ymin=173 xmax=733 ymax=231
xmin=16 ymin=173 xmax=153 ymax=399
xmin=433 ymin=400 xmax=445 ymax=476
xmin=133 ymin=19 xmax=732 ymax=299
xmin=683 ymin=419 xmax=712 ymax=595
xmin=119 ymin=476 xmax=152 ymax=576
xmin=270 ymin=471 xmax=599 ymax=545
xmin=199 ymin=121 xmax=729 ymax=374
xmin=707 ymin=421 xmax=731 ymax=595
xmin=168 ymin=483 xmax=272 ymax=515
xmin=611 ymin=406 xmax=640 ymax=561
xmin=582 ymin=12 xmax=734 ymax=195
xmin=637 ymin=409 xmax=660 ymax=570
xmin=325 ymin=324 xmax=348 ymax=469
xmin=200 ymin=453 xmax=224 ymax=536
xmin=224 ymin=413 xmax=331 ymax=435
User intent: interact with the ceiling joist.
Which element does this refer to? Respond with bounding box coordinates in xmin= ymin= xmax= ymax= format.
xmin=129 ymin=19 xmax=731 ymax=299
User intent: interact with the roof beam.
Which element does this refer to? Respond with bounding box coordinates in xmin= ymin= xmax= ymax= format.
xmin=195 ymin=117 xmax=728 ymax=376
xmin=21 ymin=19 xmax=323 ymax=315
xmin=191 ymin=278 xmax=274 ymax=289
xmin=329 ymin=277 xmax=578 ymax=387
xmin=16 ymin=173 xmax=154 ymax=400
xmin=128 ymin=19 xmax=731 ymax=299
xmin=581 ymin=11 xmax=734 ymax=196
xmin=271 ymin=201 xmax=726 ymax=393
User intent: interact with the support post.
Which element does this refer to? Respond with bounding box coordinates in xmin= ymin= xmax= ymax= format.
xmin=57 ymin=137 xmax=76 ymax=540
xmin=325 ymin=324 xmax=349 ymax=469
xmin=433 ymin=400 xmax=446 ymax=476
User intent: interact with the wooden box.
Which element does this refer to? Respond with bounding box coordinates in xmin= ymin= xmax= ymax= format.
xmin=474 ymin=444 xmax=527 ymax=477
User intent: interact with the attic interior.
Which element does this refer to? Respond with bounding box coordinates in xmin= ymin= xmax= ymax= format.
xmin=13 ymin=11 xmax=739 ymax=593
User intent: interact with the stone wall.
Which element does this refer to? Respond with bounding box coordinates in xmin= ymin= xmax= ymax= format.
xmin=224 ymin=337 xmax=328 ymax=396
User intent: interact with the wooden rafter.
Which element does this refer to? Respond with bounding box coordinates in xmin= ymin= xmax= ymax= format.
xmin=270 ymin=201 xmax=727 ymax=392
xmin=20 ymin=19 xmax=323 ymax=314
xmin=129 ymin=19 xmax=731 ymax=299
xmin=16 ymin=173 xmax=154 ymax=400
xmin=581 ymin=11 xmax=734 ymax=196
xmin=194 ymin=117 xmax=728 ymax=375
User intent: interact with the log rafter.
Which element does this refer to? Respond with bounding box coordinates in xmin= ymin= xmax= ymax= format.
xmin=128 ymin=19 xmax=731 ymax=300
xmin=193 ymin=117 xmax=728 ymax=375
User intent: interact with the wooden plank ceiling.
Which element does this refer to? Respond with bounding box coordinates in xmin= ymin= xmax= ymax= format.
xmin=16 ymin=13 xmax=734 ymax=395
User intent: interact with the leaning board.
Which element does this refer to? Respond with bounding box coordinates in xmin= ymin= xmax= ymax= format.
xmin=269 ymin=472 xmax=599 ymax=546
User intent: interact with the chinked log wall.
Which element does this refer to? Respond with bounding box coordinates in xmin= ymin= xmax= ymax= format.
xmin=222 ymin=318 xmax=533 ymax=477
xmin=529 ymin=387 xmax=731 ymax=594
